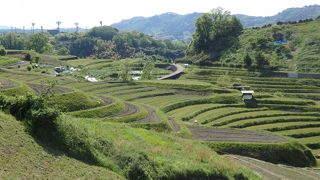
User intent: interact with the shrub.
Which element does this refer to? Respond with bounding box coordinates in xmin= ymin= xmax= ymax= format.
xmin=35 ymin=56 xmax=40 ymax=63
xmin=24 ymin=53 xmax=32 ymax=61
xmin=0 ymin=94 xmax=60 ymax=134
xmin=208 ymin=142 xmax=317 ymax=167
xmin=27 ymin=65 xmax=32 ymax=71
xmin=0 ymin=46 xmax=7 ymax=56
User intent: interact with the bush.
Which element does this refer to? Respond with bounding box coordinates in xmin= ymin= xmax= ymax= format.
xmin=208 ymin=142 xmax=317 ymax=167
xmin=0 ymin=94 xmax=60 ymax=134
xmin=24 ymin=53 xmax=32 ymax=61
xmin=27 ymin=65 xmax=32 ymax=71
xmin=0 ymin=46 xmax=7 ymax=56
xmin=35 ymin=56 xmax=40 ymax=63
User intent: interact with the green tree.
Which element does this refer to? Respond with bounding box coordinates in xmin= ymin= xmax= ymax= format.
xmin=88 ymin=26 xmax=119 ymax=41
xmin=255 ymin=52 xmax=269 ymax=69
xmin=0 ymin=45 xmax=6 ymax=56
xmin=28 ymin=33 xmax=50 ymax=53
xmin=70 ymin=37 xmax=95 ymax=57
xmin=243 ymin=53 xmax=252 ymax=67
xmin=187 ymin=8 xmax=243 ymax=60
xmin=141 ymin=62 xmax=154 ymax=80
xmin=0 ymin=33 xmax=26 ymax=50
xmin=120 ymin=61 xmax=132 ymax=82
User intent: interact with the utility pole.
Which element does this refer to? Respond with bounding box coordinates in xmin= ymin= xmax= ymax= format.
xmin=41 ymin=26 xmax=44 ymax=33
xmin=23 ymin=26 xmax=25 ymax=34
xmin=31 ymin=23 xmax=35 ymax=34
xmin=74 ymin=23 xmax=79 ymax=32
xmin=56 ymin=21 xmax=62 ymax=32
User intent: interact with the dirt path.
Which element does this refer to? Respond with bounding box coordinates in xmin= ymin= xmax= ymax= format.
xmin=158 ymin=64 xmax=184 ymax=80
xmin=132 ymin=106 xmax=161 ymax=124
xmin=188 ymin=126 xmax=286 ymax=143
xmin=169 ymin=117 xmax=181 ymax=132
xmin=111 ymin=103 xmax=138 ymax=117
xmin=226 ymin=155 xmax=320 ymax=180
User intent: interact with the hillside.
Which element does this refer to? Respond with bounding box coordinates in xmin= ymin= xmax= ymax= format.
xmin=218 ymin=20 xmax=320 ymax=73
xmin=112 ymin=5 xmax=320 ymax=40
xmin=0 ymin=112 xmax=123 ymax=179
xmin=1 ymin=51 xmax=320 ymax=178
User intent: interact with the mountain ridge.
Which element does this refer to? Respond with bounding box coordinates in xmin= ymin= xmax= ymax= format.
xmin=112 ymin=5 xmax=320 ymax=40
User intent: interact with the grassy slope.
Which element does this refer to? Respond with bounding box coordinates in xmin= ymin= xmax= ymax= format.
xmin=221 ymin=20 xmax=320 ymax=73
xmin=58 ymin=115 xmax=259 ymax=179
xmin=0 ymin=112 xmax=123 ymax=179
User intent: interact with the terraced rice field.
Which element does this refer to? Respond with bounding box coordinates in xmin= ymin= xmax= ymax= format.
xmin=179 ymin=66 xmax=320 ymax=160
xmin=1 ymin=61 xmax=320 ymax=176
xmin=226 ymin=155 xmax=320 ymax=180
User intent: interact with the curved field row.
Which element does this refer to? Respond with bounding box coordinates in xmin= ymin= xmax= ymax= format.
xmin=133 ymin=94 xmax=203 ymax=109
xmin=210 ymin=110 xmax=309 ymax=127
xmin=69 ymin=97 xmax=125 ymax=118
xmin=0 ymin=78 xmax=16 ymax=89
xmin=277 ymin=128 xmax=320 ymax=138
xmin=188 ymin=126 xmax=286 ymax=143
xmin=245 ymin=122 xmax=320 ymax=132
xmin=118 ymin=89 xmax=175 ymax=101
xmin=27 ymin=83 xmax=72 ymax=95
xmin=104 ymin=103 xmax=149 ymax=123
xmin=111 ymin=87 xmax=156 ymax=96
xmin=225 ymin=116 xmax=320 ymax=128
xmin=168 ymin=104 xmax=221 ymax=121
xmin=95 ymin=85 xmax=147 ymax=95
xmin=110 ymin=103 xmax=138 ymax=117
xmin=78 ymin=82 xmax=126 ymax=92
xmin=193 ymin=107 xmax=268 ymax=125
xmin=226 ymin=155 xmax=320 ymax=180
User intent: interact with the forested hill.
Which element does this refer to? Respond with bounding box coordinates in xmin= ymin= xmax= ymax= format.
xmin=112 ymin=5 xmax=320 ymax=40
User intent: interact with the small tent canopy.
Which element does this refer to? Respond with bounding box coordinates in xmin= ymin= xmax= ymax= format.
xmin=241 ymin=90 xmax=254 ymax=100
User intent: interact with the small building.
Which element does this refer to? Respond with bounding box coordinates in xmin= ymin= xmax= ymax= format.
xmin=241 ymin=90 xmax=254 ymax=100
xmin=47 ymin=29 xmax=60 ymax=36
xmin=54 ymin=67 xmax=65 ymax=73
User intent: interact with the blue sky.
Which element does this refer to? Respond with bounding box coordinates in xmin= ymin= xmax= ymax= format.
xmin=1 ymin=0 xmax=319 ymax=29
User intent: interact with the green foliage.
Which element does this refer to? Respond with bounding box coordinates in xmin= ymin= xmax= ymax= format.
xmin=27 ymin=65 xmax=32 ymax=71
xmin=188 ymin=8 xmax=243 ymax=61
xmin=0 ymin=94 xmax=60 ymax=134
xmin=0 ymin=32 xmax=26 ymax=50
xmin=70 ymin=37 xmax=95 ymax=57
xmin=46 ymin=91 xmax=101 ymax=112
xmin=120 ymin=61 xmax=132 ymax=82
xmin=141 ymin=61 xmax=154 ymax=80
xmin=28 ymin=33 xmax=50 ymax=53
xmin=0 ymin=45 xmax=6 ymax=56
xmin=88 ymin=26 xmax=119 ymax=41
xmin=24 ymin=53 xmax=32 ymax=61
xmin=208 ymin=142 xmax=317 ymax=167
xmin=0 ymin=112 xmax=122 ymax=179
xmin=0 ymin=56 xmax=19 ymax=66
xmin=57 ymin=116 xmax=258 ymax=179
xmin=243 ymin=53 xmax=252 ymax=67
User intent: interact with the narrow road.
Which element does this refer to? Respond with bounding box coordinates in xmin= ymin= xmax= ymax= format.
xmin=158 ymin=64 xmax=184 ymax=80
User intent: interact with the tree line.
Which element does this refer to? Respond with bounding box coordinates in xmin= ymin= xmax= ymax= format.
xmin=0 ymin=26 xmax=187 ymax=61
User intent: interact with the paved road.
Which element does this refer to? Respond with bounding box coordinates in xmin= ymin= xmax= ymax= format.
xmin=158 ymin=64 xmax=184 ymax=80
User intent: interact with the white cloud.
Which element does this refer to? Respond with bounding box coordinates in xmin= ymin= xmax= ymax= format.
xmin=1 ymin=0 xmax=319 ymax=29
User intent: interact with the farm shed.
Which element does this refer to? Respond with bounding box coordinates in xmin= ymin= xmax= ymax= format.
xmin=241 ymin=90 xmax=254 ymax=100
